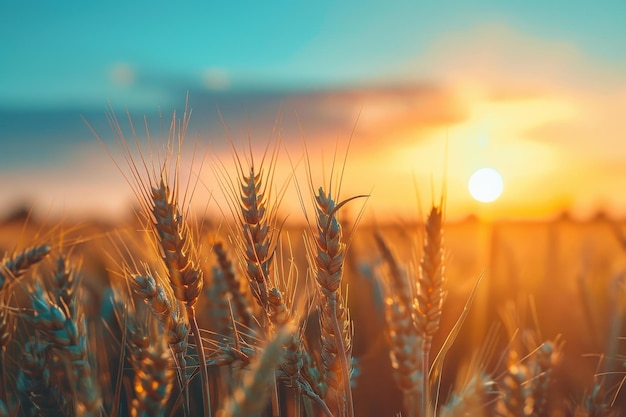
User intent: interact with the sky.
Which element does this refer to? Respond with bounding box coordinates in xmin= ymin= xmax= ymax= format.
xmin=1 ymin=1 xmax=626 ymax=222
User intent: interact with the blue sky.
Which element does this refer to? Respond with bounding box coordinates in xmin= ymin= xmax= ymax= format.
xmin=2 ymin=1 xmax=626 ymax=109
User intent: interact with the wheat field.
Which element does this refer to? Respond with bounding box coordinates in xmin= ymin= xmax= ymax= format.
xmin=0 ymin=109 xmax=624 ymax=417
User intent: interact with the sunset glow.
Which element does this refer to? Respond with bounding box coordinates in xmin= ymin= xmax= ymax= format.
xmin=1 ymin=2 xmax=626 ymax=223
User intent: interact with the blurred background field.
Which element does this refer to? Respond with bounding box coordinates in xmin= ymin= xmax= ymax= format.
xmin=3 ymin=205 xmax=626 ymax=415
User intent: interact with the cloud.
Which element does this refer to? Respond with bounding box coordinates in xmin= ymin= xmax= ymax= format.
xmin=109 ymin=62 xmax=136 ymax=87
xmin=202 ymin=68 xmax=230 ymax=91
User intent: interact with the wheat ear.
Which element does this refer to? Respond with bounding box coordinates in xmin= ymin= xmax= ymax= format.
xmin=220 ymin=327 xmax=291 ymax=417
xmin=0 ymin=244 xmax=52 ymax=407
xmin=214 ymin=133 xmax=284 ymax=313
xmin=150 ymin=177 xmax=211 ymax=417
xmin=498 ymin=337 xmax=563 ymax=417
xmin=0 ymin=244 xmax=51 ymax=287
xmin=375 ymin=233 xmax=422 ymax=416
xmin=308 ymin=187 xmax=355 ymax=417
xmin=102 ymin=97 xmax=207 ymax=416
xmin=439 ymin=372 xmax=497 ymax=417
xmin=415 ymin=204 xmax=445 ymax=416
xmin=237 ymin=164 xmax=277 ymax=308
xmin=16 ymin=336 xmax=66 ymax=416
xmin=267 ymin=276 xmax=315 ymax=417
xmin=528 ymin=339 xmax=562 ymax=416
xmin=29 ymin=281 xmax=101 ymax=416
xmin=132 ymin=273 xmax=189 ymax=414
xmin=208 ymin=264 xmax=233 ymax=335
xmin=213 ymin=241 xmax=253 ymax=329
xmin=574 ymin=381 xmax=620 ymax=417
xmin=151 ymin=177 xmax=203 ymax=310
xmin=127 ymin=316 xmax=174 ymax=417
xmin=132 ymin=274 xmax=188 ymax=349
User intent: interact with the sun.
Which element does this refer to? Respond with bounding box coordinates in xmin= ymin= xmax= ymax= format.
xmin=468 ymin=168 xmax=504 ymax=203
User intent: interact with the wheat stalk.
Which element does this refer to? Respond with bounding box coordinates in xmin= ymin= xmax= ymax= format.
xmin=150 ymin=177 xmax=211 ymax=417
xmin=306 ymin=187 xmax=356 ymax=417
xmin=100 ymin=104 xmax=211 ymax=416
xmin=122 ymin=134 xmax=205 ymax=416
xmin=150 ymin=177 xmax=203 ymax=310
xmin=132 ymin=273 xmax=189 ymax=413
xmin=415 ymin=204 xmax=445 ymax=416
xmin=375 ymin=232 xmax=422 ymax=416
xmin=266 ymin=262 xmax=315 ymax=417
